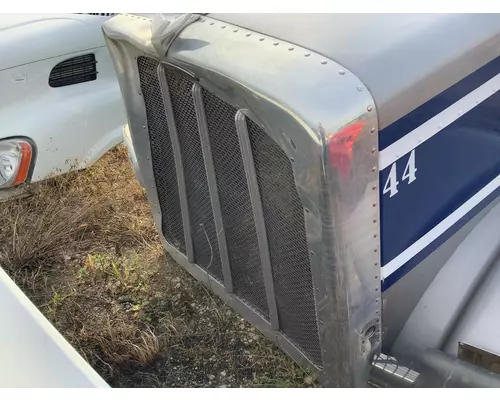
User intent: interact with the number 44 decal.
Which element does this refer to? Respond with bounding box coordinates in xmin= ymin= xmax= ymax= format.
xmin=383 ymin=150 xmax=417 ymax=198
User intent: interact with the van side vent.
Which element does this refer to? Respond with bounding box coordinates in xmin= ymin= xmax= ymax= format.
xmin=49 ymin=54 xmax=98 ymax=88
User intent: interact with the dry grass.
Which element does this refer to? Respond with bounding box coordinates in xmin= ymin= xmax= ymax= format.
xmin=0 ymin=145 xmax=157 ymax=272
xmin=0 ymin=145 xmax=316 ymax=388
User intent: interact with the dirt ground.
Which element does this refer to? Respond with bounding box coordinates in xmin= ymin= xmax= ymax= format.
xmin=0 ymin=146 xmax=317 ymax=388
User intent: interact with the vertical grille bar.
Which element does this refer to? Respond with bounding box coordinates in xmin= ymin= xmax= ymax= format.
xmin=235 ymin=110 xmax=279 ymax=330
xmin=137 ymin=57 xmax=185 ymax=253
xmin=192 ymin=83 xmax=233 ymax=293
xmin=164 ymin=68 xmax=223 ymax=281
xmin=157 ymin=64 xmax=194 ymax=263
xmin=202 ymin=91 xmax=268 ymax=318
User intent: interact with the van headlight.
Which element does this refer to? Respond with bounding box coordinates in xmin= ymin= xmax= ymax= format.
xmin=0 ymin=140 xmax=33 ymax=189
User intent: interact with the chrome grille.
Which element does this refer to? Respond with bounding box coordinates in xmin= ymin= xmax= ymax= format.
xmin=137 ymin=56 xmax=322 ymax=366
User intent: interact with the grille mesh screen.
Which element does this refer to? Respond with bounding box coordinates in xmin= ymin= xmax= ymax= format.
xmin=136 ymin=56 xmax=323 ymax=366
xmin=137 ymin=57 xmax=186 ymax=253
xmin=202 ymin=89 xmax=269 ymax=319
xmin=164 ymin=67 xmax=223 ymax=281
xmin=247 ymin=118 xmax=322 ymax=366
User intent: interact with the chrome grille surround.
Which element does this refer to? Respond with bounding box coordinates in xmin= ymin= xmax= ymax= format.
xmin=103 ymin=13 xmax=382 ymax=387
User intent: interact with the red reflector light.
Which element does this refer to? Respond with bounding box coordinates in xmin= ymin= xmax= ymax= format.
xmin=329 ymin=120 xmax=366 ymax=182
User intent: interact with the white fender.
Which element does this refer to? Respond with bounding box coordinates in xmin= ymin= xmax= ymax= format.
xmin=0 ymin=267 xmax=108 ymax=387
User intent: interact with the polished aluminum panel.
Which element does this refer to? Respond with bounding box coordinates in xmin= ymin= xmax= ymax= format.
xmin=209 ymin=13 xmax=500 ymax=130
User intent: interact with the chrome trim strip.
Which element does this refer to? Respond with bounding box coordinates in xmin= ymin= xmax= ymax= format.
xmin=192 ymin=83 xmax=234 ymax=293
xmin=157 ymin=63 xmax=194 ymax=263
xmin=235 ymin=110 xmax=279 ymax=331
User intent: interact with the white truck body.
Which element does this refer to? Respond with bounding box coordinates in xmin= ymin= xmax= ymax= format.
xmin=0 ymin=13 xmax=126 ymax=198
xmin=0 ymin=13 xmax=122 ymax=387
xmin=0 ymin=267 xmax=109 ymax=388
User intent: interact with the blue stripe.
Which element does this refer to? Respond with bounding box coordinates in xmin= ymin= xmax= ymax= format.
xmin=379 ymin=55 xmax=500 ymax=150
xmin=380 ymin=89 xmax=500 ymax=291
xmin=380 ymin=92 xmax=500 ymax=266
xmin=382 ymin=186 xmax=500 ymax=291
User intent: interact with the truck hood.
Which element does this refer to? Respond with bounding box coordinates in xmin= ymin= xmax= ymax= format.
xmin=208 ymin=13 xmax=500 ymax=129
xmin=0 ymin=14 xmax=112 ymax=71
